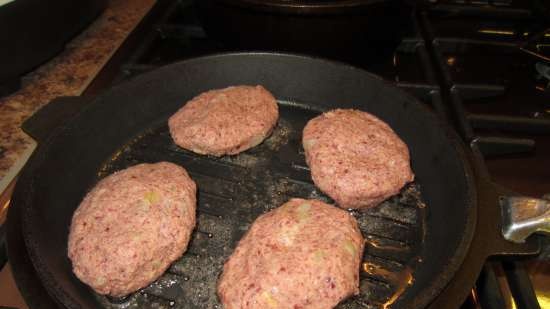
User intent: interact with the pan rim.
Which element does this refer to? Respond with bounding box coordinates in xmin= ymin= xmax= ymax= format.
xmin=203 ymin=0 xmax=405 ymax=15
xmin=16 ymin=51 xmax=477 ymax=309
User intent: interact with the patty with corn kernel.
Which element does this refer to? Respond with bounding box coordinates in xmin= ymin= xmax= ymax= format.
xmin=168 ymin=85 xmax=279 ymax=156
xmin=218 ymin=198 xmax=364 ymax=309
xmin=68 ymin=162 xmax=196 ymax=297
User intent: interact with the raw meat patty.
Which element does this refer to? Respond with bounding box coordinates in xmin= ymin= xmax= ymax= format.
xmin=168 ymin=85 xmax=279 ymax=156
xmin=218 ymin=198 xmax=364 ymax=309
xmin=303 ymin=109 xmax=414 ymax=209
xmin=68 ymin=162 xmax=197 ymax=296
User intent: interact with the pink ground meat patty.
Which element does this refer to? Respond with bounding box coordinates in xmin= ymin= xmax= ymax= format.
xmin=303 ymin=109 xmax=414 ymax=209
xmin=218 ymin=198 xmax=364 ymax=309
xmin=168 ymin=85 xmax=279 ymax=156
xmin=67 ymin=162 xmax=197 ymax=297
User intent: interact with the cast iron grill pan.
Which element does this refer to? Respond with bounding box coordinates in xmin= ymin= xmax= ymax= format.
xmin=16 ymin=53 xmax=475 ymax=309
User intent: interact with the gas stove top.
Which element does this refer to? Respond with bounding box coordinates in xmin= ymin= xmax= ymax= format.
xmin=3 ymin=0 xmax=549 ymax=308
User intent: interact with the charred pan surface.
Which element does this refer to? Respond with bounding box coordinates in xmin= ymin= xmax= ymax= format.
xmin=168 ymin=85 xmax=279 ymax=156
xmin=93 ymin=103 xmax=426 ymax=309
xmin=218 ymin=198 xmax=364 ymax=309
xmin=303 ymin=109 xmax=414 ymax=209
xmin=68 ymin=162 xmax=197 ymax=297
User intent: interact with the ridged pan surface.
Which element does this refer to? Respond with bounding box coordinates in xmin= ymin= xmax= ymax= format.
xmin=94 ymin=102 xmax=426 ymax=309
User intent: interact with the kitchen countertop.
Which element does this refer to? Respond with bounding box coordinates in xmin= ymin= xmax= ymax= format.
xmin=0 ymin=0 xmax=156 ymax=196
xmin=0 ymin=0 xmax=155 ymax=307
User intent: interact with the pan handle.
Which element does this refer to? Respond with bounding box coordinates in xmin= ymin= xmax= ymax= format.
xmin=21 ymin=96 xmax=94 ymax=143
xmin=500 ymin=194 xmax=550 ymax=243
xmin=464 ymin=147 xmax=542 ymax=257
xmin=479 ymin=179 xmax=542 ymax=257
xmin=1 ymin=96 xmax=91 ymax=270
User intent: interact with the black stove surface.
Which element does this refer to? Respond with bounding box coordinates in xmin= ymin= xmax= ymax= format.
xmin=7 ymin=0 xmax=550 ymax=308
xmin=423 ymin=3 xmax=550 ymax=199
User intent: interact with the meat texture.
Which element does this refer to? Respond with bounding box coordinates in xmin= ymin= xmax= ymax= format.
xmin=218 ymin=198 xmax=364 ymax=309
xmin=68 ymin=162 xmax=197 ymax=296
xmin=168 ymin=85 xmax=279 ymax=156
xmin=303 ymin=109 xmax=414 ymax=209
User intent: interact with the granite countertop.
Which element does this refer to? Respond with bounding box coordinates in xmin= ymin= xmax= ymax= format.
xmin=0 ymin=0 xmax=156 ymax=194
xmin=0 ymin=1 xmax=156 ymax=307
